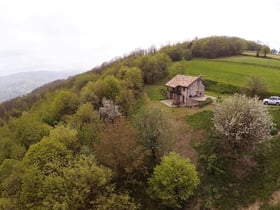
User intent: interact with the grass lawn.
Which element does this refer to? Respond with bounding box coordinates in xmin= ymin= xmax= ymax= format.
xmin=144 ymin=85 xmax=165 ymax=101
xmin=269 ymin=107 xmax=280 ymax=129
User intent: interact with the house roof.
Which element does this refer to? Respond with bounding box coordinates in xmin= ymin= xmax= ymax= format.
xmin=165 ymin=74 xmax=202 ymax=88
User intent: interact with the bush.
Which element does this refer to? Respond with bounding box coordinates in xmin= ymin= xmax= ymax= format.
xmin=205 ymin=80 xmax=239 ymax=94
xmin=148 ymin=152 xmax=199 ymax=208
xmin=198 ymin=97 xmax=213 ymax=107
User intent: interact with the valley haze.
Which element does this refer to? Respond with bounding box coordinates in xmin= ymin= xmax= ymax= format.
xmin=0 ymin=70 xmax=82 ymax=102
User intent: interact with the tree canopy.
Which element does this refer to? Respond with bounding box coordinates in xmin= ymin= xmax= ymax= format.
xmin=134 ymin=107 xmax=175 ymax=164
xmin=148 ymin=152 xmax=199 ymax=208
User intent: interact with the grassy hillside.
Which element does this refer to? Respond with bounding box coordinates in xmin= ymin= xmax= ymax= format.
xmin=217 ymin=55 xmax=280 ymax=67
xmin=145 ymin=56 xmax=280 ymax=101
xmin=171 ymin=57 xmax=280 ymax=94
xmin=243 ymin=51 xmax=280 ymax=60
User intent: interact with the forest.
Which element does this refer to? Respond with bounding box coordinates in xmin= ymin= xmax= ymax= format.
xmin=0 ymin=36 xmax=278 ymax=210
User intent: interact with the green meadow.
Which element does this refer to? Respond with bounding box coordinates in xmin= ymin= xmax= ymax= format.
xmin=216 ymin=55 xmax=280 ymax=68
xmin=146 ymin=56 xmax=280 ymax=101
xmin=175 ymin=56 xmax=280 ymax=94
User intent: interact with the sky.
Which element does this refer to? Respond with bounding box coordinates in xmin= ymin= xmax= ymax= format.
xmin=0 ymin=0 xmax=279 ymax=76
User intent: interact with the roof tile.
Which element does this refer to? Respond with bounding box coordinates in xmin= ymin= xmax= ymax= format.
xmin=165 ymin=74 xmax=201 ymax=88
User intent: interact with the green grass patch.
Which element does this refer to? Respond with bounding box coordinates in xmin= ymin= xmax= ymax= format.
xmin=186 ymin=110 xmax=213 ymax=131
xmin=269 ymin=107 xmax=280 ymax=130
xmin=144 ymin=85 xmax=166 ymax=100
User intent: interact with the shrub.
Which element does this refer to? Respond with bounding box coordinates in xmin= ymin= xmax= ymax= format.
xmin=198 ymin=97 xmax=213 ymax=107
xmin=148 ymin=152 xmax=199 ymax=208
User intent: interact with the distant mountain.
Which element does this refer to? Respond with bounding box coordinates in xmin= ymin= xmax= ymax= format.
xmin=0 ymin=70 xmax=81 ymax=102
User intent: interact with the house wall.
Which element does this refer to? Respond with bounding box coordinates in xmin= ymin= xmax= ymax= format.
xmin=188 ymin=79 xmax=205 ymax=97
xmin=179 ymin=79 xmax=205 ymax=105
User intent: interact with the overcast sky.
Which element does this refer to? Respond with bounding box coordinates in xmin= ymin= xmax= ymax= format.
xmin=0 ymin=0 xmax=279 ymax=76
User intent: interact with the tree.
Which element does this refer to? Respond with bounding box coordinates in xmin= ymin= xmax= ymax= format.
xmin=161 ymin=44 xmax=192 ymax=61
xmin=165 ymin=46 xmax=184 ymax=61
xmin=148 ymin=152 xmax=199 ymax=208
xmin=99 ymin=98 xmax=121 ymax=123
xmin=117 ymin=89 xmax=135 ymax=116
xmin=20 ymin=138 xmax=138 ymax=209
xmin=9 ymin=113 xmax=50 ymax=148
xmin=246 ymin=75 xmax=267 ymax=97
xmin=43 ymin=90 xmax=79 ymax=125
xmin=261 ymin=45 xmax=270 ymax=57
xmin=22 ymin=165 xmax=68 ymax=210
xmin=48 ymin=125 xmax=79 ymax=153
xmin=67 ymin=103 xmax=101 ymax=149
xmin=73 ymin=72 xmax=99 ymax=92
xmin=53 ymin=90 xmax=80 ymax=117
xmin=192 ymin=36 xmax=247 ymax=58
xmin=21 ymin=137 xmax=72 ymax=209
xmin=63 ymin=155 xmax=112 ymax=209
xmin=116 ymin=66 xmax=143 ymax=115
xmin=271 ymin=48 xmax=278 ymax=55
xmin=213 ymin=94 xmax=273 ymax=153
xmin=63 ymin=155 xmax=138 ymax=210
xmin=10 ymin=144 xmax=26 ymax=160
xmin=95 ymin=117 xmax=146 ymax=184
xmin=117 ymin=66 xmax=143 ymax=96
xmin=22 ymin=137 xmax=72 ymax=172
xmin=96 ymin=193 xmax=139 ymax=210
xmin=169 ymin=60 xmax=188 ymax=78
xmin=134 ymin=107 xmax=175 ymax=164
xmin=80 ymin=81 xmax=100 ymax=108
xmin=103 ymin=75 xmax=121 ymax=101
xmin=138 ymin=53 xmax=170 ymax=84
xmin=0 ymin=159 xmax=24 ymax=209
xmin=0 ymin=137 xmax=13 ymax=164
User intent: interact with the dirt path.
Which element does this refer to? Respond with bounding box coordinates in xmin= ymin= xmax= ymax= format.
xmin=172 ymin=117 xmax=199 ymax=162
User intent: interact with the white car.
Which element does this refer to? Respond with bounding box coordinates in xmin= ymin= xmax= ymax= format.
xmin=263 ymin=96 xmax=280 ymax=105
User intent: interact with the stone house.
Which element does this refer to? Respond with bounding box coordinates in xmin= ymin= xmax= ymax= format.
xmin=165 ymin=74 xmax=205 ymax=106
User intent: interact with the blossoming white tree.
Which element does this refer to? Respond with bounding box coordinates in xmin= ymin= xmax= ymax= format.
xmin=213 ymin=94 xmax=273 ymax=153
